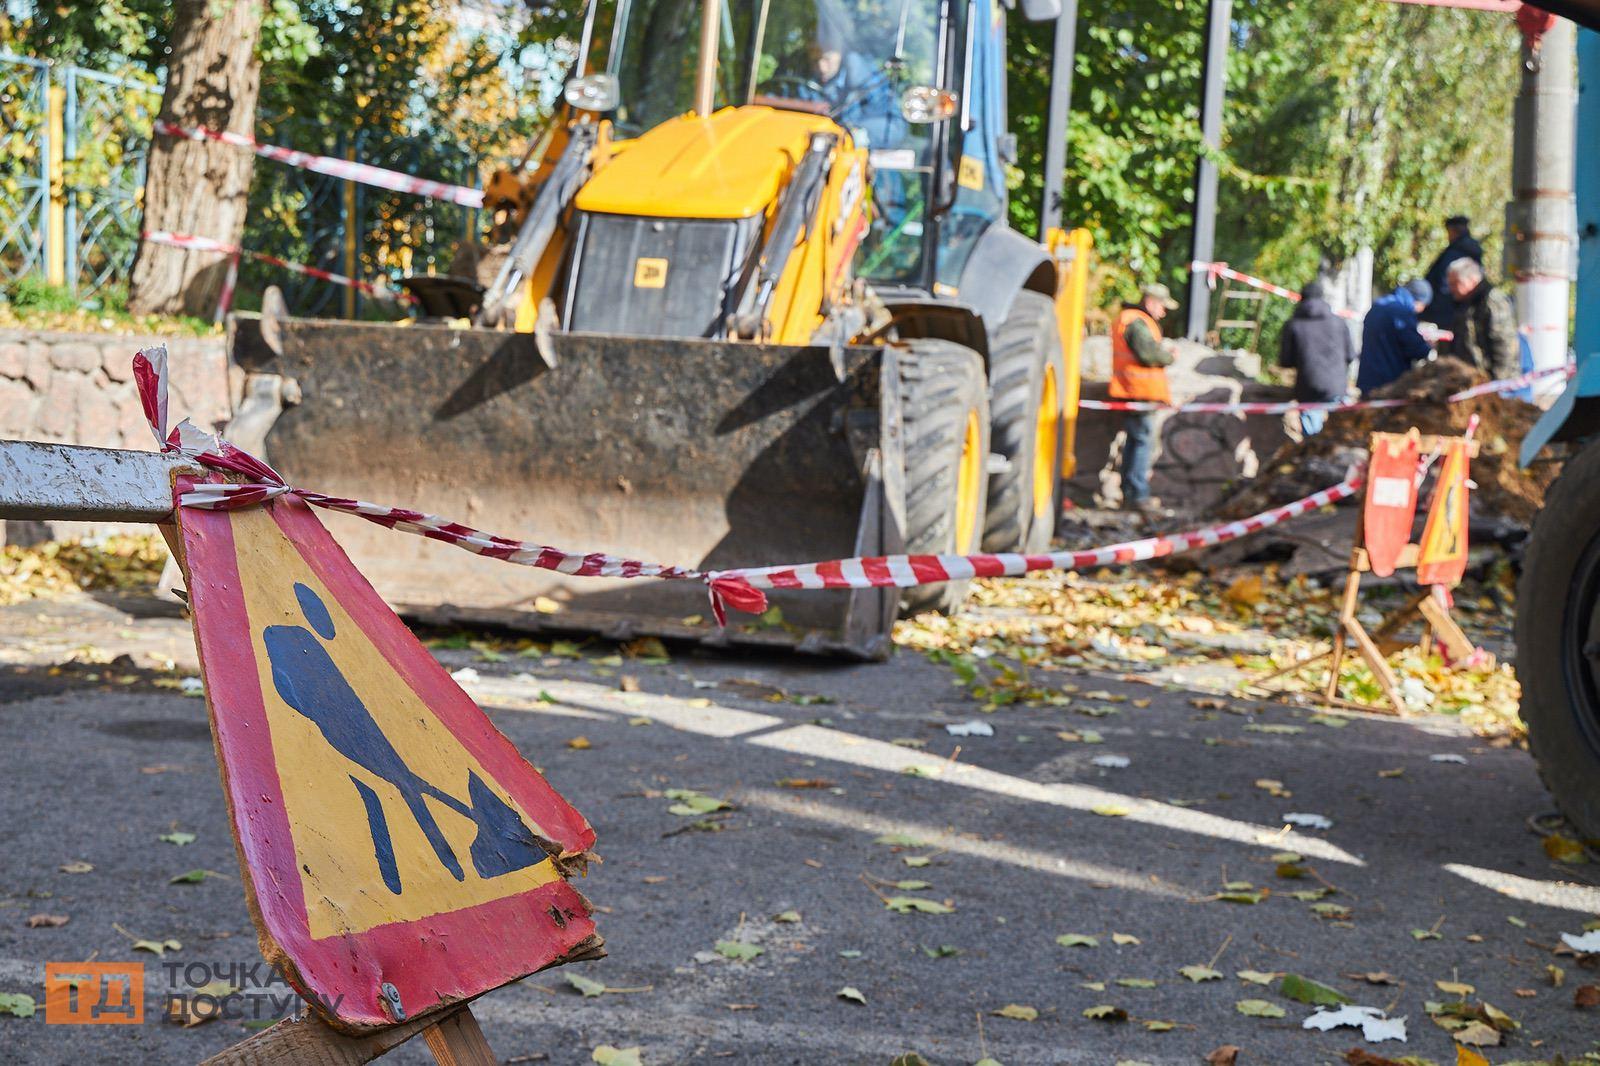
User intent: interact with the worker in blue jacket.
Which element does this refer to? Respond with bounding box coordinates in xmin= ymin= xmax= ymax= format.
xmin=1357 ymin=279 xmax=1434 ymax=394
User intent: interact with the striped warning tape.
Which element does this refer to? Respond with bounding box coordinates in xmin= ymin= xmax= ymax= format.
xmin=132 ymin=346 xmax=1363 ymax=624
xmin=154 ymin=120 xmax=484 ymax=209
xmin=143 ymin=231 xmax=416 ymax=309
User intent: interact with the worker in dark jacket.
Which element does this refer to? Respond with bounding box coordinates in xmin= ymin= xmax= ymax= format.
xmin=1358 ymin=279 xmax=1434 ymax=393
xmin=1277 ymin=281 xmax=1354 ymax=435
xmin=1421 ymin=215 xmax=1484 ymax=326
xmin=1446 ymin=258 xmax=1521 ymax=381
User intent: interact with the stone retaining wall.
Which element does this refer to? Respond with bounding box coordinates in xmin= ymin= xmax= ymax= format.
xmin=0 ymin=329 xmax=229 ymax=449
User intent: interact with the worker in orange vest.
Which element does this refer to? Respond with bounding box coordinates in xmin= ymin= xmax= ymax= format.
xmin=1110 ymin=282 xmax=1178 ymax=514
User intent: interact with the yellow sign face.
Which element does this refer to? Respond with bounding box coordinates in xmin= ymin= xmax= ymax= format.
xmin=231 ymin=508 xmax=560 ymax=939
xmin=1417 ymin=441 xmax=1470 ymax=587
xmin=958 ymin=155 xmax=985 ymax=191
xmin=633 ymin=257 xmax=669 ymax=289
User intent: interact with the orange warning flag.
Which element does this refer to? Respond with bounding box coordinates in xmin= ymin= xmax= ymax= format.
xmin=1417 ymin=438 xmax=1470 ymax=587
xmin=1362 ymin=431 xmax=1422 ymax=577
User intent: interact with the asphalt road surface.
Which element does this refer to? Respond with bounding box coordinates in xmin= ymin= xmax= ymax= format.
xmin=1 ymin=594 xmax=1597 ymax=1065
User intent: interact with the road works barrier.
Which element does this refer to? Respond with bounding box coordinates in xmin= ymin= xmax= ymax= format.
xmin=154 ymin=120 xmax=485 ymax=208
xmin=1080 ymin=364 xmax=1571 ymax=416
xmin=142 ymin=231 xmax=417 ymax=314
xmin=130 ymin=346 xmax=1363 ymax=625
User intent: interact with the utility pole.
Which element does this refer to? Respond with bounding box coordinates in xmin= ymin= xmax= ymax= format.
xmin=1186 ymin=0 xmax=1231 ymax=341
xmin=1507 ymin=11 xmax=1576 ymax=398
xmin=1039 ymin=0 xmax=1080 ymax=237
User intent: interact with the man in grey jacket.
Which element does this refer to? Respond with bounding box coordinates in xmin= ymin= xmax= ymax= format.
xmin=1278 ymin=281 xmax=1354 ymax=435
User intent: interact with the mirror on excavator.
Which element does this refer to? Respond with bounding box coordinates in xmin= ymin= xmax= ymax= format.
xmin=229 ymin=0 xmax=1092 ymax=658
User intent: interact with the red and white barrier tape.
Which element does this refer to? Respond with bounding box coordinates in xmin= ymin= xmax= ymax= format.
xmin=1081 ymin=363 xmax=1571 ymax=416
xmin=132 ymin=346 xmax=1361 ymax=624
xmin=1192 ymin=259 xmax=1361 ymax=321
xmin=144 ymin=231 xmax=415 ymax=309
xmin=154 ymin=120 xmax=484 ymax=209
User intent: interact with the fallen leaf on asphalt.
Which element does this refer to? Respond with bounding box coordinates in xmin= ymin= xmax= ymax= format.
xmin=1455 ymin=1047 xmax=1490 ymax=1066
xmin=619 ymin=675 xmax=640 ymax=693
xmin=1115 ymin=978 xmax=1156 ymax=989
xmin=1308 ymin=714 xmax=1348 ymax=728
xmin=1281 ymin=974 xmax=1349 ymax=1006
xmin=1218 ymin=889 xmax=1265 ymax=904
xmin=1246 ymin=723 xmax=1303 ymax=735
xmin=838 ymin=950 xmax=862 ymax=958
xmin=1191 ymin=697 xmax=1228 ymax=710
xmin=1289 ymin=888 xmax=1332 ymax=901
xmin=1311 ymin=902 xmax=1354 ymax=920
xmin=169 ymin=869 xmax=223 ymax=885
xmin=1547 ymin=964 xmax=1565 ymax=987
xmin=1513 ymin=988 xmax=1537 ymax=998
xmin=1203 ymin=1048 xmax=1239 ymax=1066
xmin=902 ymin=856 xmax=932 ymax=868
xmin=776 ymin=778 xmax=833 ymax=789
xmin=1377 ymin=768 xmax=1404 ymax=778
xmin=726 ymin=1003 xmax=757 ymax=1011
xmin=714 ymin=941 xmax=762 ymax=961
xmin=1142 ymin=1019 xmax=1175 ymax=1031
xmin=1283 ymin=812 xmax=1333 ymax=829
xmin=568 ymin=974 xmax=607 ymax=998
xmin=1179 ymin=965 xmax=1222 ymax=982
xmin=627 ymin=717 xmax=651 ymax=726
xmin=1576 ymin=984 xmax=1600 ymax=1008
xmin=1451 ymin=1020 xmax=1501 ymax=1046
xmin=945 ymin=720 xmax=994 ymax=737
xmin=0 ymin=993 xmax=37 ymax=1018
xmin=1092 ymin=805 xmax=1130 ymax=817
xmin=874 ymin=833 xmax=927 ymax=848
xmin=1506 ymin=915 xmax=1527 ymax=928
xmin=133 ymin=938 xmax=182 ymax=956
xmin=888 ymin=1055 xmax=929 ymax=1066
xmin=1111 ymin=933 xmax=1140 ymax=945
xmin=25 ymin=914 xmax=68 ymax=928
xmin=890 ymin=880 xmax=931 ymax=890
xmin=1236 ymin=970 xmax=1279 ymax=985
xmin=920 ymin=944 xmax=960 ymax=958
xmin=1081 ymin=1005 xmax=1127 ymax=1021
xmin=1055 ymin=934 xmax=1099 ymax=948
xmin=1345 ymin=1052 xmax=1406 ymax=1066
xmin=1079 ymin=981 xmax=1105 ymax=991
xmin=1255 ymin=778 xmax=1292 ymax=798
xmin=773 ymin=910 xmax=801 ymax=923
xmin=1236 ymin=999 xmax=1286 ymax=1018
xmin=991 ymin=1004 xmax=1037 ymax=1021
xmin=158 ymin=832 xmax=196 ymax=846
xmin=1343 ymin=972 xmax=1398 ymax=986
xmin=664 ymin=789 xmax=732 ymax=816
xmin=884 ymin=896 xmax=953 ymax=915
xmin=836 ymin=986 xmax=866 ymax=1005
xmin=591 ymin=1046 xmax=643 ymax=1066
xmin=166 ymin=980 xmax=239 ymax=1027
xmin=58 ymin=861 xmax=93 ymax=874
xmin=642 ymin=875 xmax=668 ymax=884
xmin=1410 ymin=928 xmax=1442 ymax=941
xmin=1225 ymin=574 xmax=1264 ymax=606
xmin=621 ymin=637 xmax=667 ymax=660
xmin=1301 ymin=1004 xmax=1406 ymax=1042
xmin=1543 ymin=834 xmax=1587 ymax=863
xmin=1435 ymin=980 xmax=1475 ymax=996
xmin=567 ymin=736 xmax=592 ymax=750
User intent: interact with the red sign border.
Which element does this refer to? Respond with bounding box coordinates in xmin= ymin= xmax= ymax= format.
xmin=177 ymin=480 xmax=600 ymax=1032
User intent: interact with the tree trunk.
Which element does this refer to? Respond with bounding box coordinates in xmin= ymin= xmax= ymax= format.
xmin=127 ymin=0 xmax=262 ymax=317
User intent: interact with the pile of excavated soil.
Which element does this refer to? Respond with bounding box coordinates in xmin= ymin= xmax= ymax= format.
xmin=1220 ymin=358 xmax=1558 ymax=526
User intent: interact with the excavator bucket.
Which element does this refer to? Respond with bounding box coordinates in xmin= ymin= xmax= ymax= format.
xmin=228 ymin=316 xmax=905 ymax=659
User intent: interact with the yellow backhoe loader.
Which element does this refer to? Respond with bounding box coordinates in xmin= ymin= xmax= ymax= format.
xmin=228 ymin=0 xmax=1090 ymax=658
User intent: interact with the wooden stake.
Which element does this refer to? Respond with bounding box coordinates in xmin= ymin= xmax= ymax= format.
xmin=421 ymin=1007 xmax=498 ymax=1066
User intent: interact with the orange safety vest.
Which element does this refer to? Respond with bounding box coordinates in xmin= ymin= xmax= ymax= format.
xmin=1110 ymin=306 xmax=1172 ymax=404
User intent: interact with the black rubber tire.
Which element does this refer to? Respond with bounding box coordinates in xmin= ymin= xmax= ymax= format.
xmin=896 ymin=338 xmax=991 ymax=618
xmin=981 ymin=290 xmax=1065 ymax=554
xmin=1516 ymin=438 xmax=1600 ymax=840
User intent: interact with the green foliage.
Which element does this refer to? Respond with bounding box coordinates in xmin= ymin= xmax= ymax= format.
xmin=5 ymin=276 xmax=79 ymax=314
xmin=1008 ymin=0 xmax=1518 ymax=319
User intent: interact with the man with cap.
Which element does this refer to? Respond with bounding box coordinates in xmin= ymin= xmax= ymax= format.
xmin=1421 ymin=215 xmax=1484 ymax=327
xmin=1358 ymin=278 xmax=1434 ymax=394
xmin=1110 ymin=282 xmax=1178 ymax=514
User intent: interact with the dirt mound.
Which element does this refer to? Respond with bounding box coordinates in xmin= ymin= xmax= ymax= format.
xmin=1221 ymin=358 xmax=1557 ymax=526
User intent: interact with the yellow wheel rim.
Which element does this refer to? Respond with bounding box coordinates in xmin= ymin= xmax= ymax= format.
xmin=1033 ymin=366 xmax=1060 ymax=520
xmin=955 ymin=409 xmax=984 ymax=552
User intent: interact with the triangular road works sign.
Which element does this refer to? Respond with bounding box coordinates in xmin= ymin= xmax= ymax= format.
xmin=176 ymin=480 xmax=600 ymax=1032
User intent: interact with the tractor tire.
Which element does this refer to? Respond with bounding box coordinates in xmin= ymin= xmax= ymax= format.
xmin=896 ymin=339 xmax=991 ymax=618
xmin=982 ymin=290 xmax=1066 ymax=554
xmin=1516 ymin=437 xmax=1600 ymax=840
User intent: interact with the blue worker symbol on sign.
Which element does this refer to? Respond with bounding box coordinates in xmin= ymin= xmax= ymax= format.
xmin=263 ymin=583 xmax=547 ymax=894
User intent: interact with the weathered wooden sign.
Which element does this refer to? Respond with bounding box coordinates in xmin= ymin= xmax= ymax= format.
xmin=176 ymin=478 xmax=601 ymax=1033
xmin=1416 ymin=437 xmax=1471 ymax=588
xmin=1362 ymin=430 xmax=1421 ymax=578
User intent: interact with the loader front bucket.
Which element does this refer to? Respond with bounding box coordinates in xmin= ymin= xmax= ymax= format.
xmin=228 ymin=317 xmax=905 ymax=658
